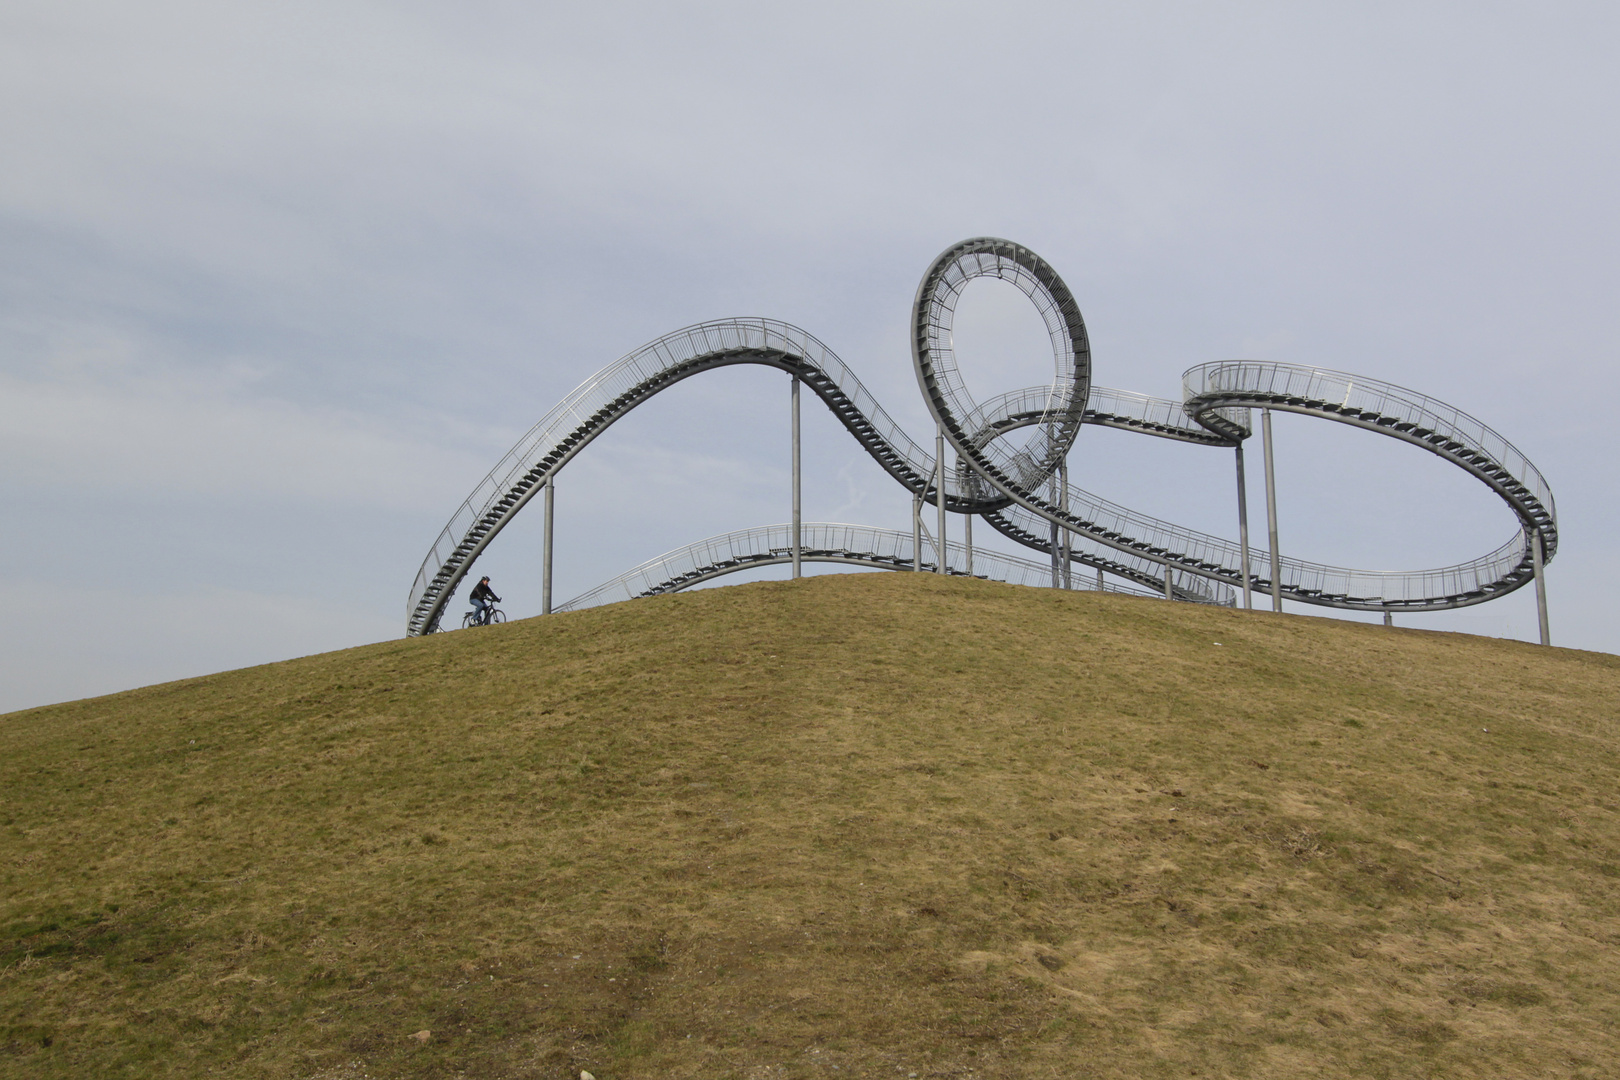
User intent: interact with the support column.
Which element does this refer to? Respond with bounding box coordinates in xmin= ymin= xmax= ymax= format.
xmin=791 ymin=375 xmax=802 ymax=580
xmin=1533 ymin=529 xmax=1551 ymax=646
xmin=1383 ymin=612 xmax=1393 ymax=627
xmin=1049 ymin=522 xmax=1061 ymax=588
xmin=912 ymin=493 xmax=922 ymax=572
xmin=1059 ymin=457 xmax=1072 ymax=590
xmin=1049 ymin=474 xmax=1061 ymax=589
xmin=1235 ymin=444 xmax=1253 ymax=610
xmin=541 ymin=477 xmax=555 ymax=616
xmin=1262 ymin=408 xmax=1282 ymax=613
xmin=936 ymin=426 xmax=947 ymax=574
xmin=1097 ymin=567 xmax=1104 ymax=591
xmin=963 ymin=503 xmax=973 ymax=577
xmin=1164 ymin=558 xmax=1174 ymax=601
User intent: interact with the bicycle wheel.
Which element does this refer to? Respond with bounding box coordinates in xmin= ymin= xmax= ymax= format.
xmin=490 ymin=609 xmax=507 ymax=624
xmin=462 ymin=611 xmax=476 ymax=629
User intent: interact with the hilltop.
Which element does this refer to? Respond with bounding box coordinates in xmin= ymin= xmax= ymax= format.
xmin=3 ymin=573 xmax=1617 ymax=1079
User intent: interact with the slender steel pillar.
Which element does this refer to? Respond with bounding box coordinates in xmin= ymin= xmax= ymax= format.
xmin=1164 ymin=558 xmax=1174 ymax=601
xmin=1383 ymin=612 xmax=1393 ymax=627
xmin=963 ymin=503 xmax=973 ymax=576
xmin=1262 ymin=409 xmax=1282 ymax=612
xmin=791 ymin=375 xmax=802 ymax=580
xmin=1235 ymin=444 xmax=1253 ymax=610
xmin=541 ymin=477 xmax=555 ymax=615
xmin=1532 ymin=529 xmax=1550 ymax=645
xmin=912 ymin=493 xmax=922 ymax=571
xmin=1059 ymin=457 xmax=1072 ymax=590
xmin=935 ymin=426 xmax=947 ymax=574
xmin=1097 ymin=567 xmax=1104 ymax=591
xmin=1048 ymin=473 xmax=1061 ymax=588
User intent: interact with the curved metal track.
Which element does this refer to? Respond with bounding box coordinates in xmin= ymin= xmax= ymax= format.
xmin=407 ymin=238 xmax=1556 ymax=634
xmin=553 ymin=522 xmax=1177 ymax=613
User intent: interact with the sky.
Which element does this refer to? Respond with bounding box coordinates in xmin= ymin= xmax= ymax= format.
xmin=2 ymin=1 xmax=1617 ymax=713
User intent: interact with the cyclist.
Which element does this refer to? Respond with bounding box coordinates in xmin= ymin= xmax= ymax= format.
xmin=469 ymin=576 xmax=502 ymax=626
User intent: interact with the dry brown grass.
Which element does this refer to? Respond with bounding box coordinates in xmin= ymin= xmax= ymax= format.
xmin=3 ymin=572 xmax=1618 ymax=1079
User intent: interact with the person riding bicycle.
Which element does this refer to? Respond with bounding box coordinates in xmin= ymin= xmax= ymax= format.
xmin=469 ymin=576 xmax=501 ymax=626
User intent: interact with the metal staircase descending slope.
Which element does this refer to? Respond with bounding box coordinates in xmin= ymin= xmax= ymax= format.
xmin=553 ymin=523 xmax=1178 ymax=613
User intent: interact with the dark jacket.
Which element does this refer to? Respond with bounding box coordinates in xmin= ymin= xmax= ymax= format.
xmin=470 ymin=581 xmax=499 ymax=603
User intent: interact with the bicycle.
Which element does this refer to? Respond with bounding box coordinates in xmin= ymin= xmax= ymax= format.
xmin=462 ymin=604 xmax=507 ymax=629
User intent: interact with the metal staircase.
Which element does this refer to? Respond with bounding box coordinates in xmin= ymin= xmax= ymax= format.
xmin=554 ymin=523 xmax=1181 ymax=613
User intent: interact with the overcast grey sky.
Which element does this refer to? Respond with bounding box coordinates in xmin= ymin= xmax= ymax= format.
xmin=3 ymin=2 xmax=1616 ymax=712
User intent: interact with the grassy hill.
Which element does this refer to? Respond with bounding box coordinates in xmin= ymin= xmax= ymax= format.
xmin=3 ymin=573 xmax=1618 ymax=1080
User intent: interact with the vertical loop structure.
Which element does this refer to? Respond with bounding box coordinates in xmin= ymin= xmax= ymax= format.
xmin=910 ymin=237 xmax=1090 ymax=502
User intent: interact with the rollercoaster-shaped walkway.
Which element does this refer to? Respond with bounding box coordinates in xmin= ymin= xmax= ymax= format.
xmin=407 ymin=238 xmax=1557 ymax=638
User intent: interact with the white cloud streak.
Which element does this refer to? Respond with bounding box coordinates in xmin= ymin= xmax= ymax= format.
xmin=0 ymin=366 xmax=484 ymax=510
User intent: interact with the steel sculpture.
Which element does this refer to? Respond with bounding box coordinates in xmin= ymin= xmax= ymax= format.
xmin=407 ymin=238 xmax=1557 ymax=640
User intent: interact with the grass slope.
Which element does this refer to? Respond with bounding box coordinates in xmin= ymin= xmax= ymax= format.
xmin=3 ymin=573 xmax=1619 ymax=1079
